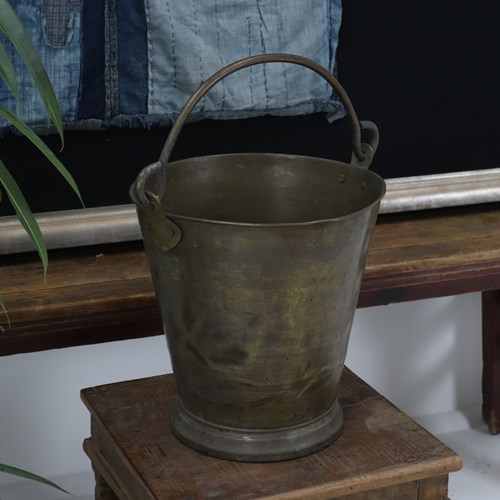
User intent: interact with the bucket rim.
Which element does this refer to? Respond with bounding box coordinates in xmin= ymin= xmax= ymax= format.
xmin=170 ymin=153 xmax=385 ymax=226
xmin=132 ymin=152 xmax=386 ymax=227
xmin=166 ymin=151 xmax=381 ymax=172
xmin=163 ymin=194 xmax=386 ymax=228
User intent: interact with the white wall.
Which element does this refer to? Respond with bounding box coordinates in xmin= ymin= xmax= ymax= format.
xmin=0 ymin=292 xmax=483 ymax=497
xmin=347 ymin=292 xmax=482 ymax=417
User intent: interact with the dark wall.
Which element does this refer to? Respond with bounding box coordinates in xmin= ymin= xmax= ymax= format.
xmin=1 ymin=1 xmax=498 ymax=215
xmin=338 ymin=0 xmax=500 ymax=178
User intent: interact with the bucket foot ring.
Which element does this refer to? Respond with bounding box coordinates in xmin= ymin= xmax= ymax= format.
xmin=170 ymin=397 xmax=343 ymax=462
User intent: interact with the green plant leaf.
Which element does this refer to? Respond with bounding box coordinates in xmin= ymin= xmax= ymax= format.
xmin=0 ymin=158 xmax=48 ymax=276
xmin=0 ymin=294 xmax=9 ymax=318
xmin=0 ymin=0 xmax=64 ymax=146
xmin=0 ymin=38 xmax=22 ymax=111
xmin=0 ymin=105 xmax=83 ymax=205
xmin=0 ymin=464 xmax=72 ymax=496
xmin=0 ymin=293 xmax=9 ymax=331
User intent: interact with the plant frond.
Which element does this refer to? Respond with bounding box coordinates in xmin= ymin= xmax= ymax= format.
xmin=0 ymin=0 xmax=64 ymax=146
xmin=0 ymin=158 xmax=48 ymax=277
xmin=0 ymin=38 xmax=22 ymax=111
xmin=0 ymin=105 xmax=83 ymax=205
xmin=0 ymin=463 xmax=72 ymax=496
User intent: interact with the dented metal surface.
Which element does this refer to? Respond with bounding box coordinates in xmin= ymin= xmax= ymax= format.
xmin=130 ymin=54 xmax=385 ymax=461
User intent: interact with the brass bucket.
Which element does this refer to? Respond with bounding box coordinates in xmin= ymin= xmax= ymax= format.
xmin=130 ymin=54 xmax=385 ymax=462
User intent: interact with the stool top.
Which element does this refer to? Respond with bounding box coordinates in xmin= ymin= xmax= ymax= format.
xmin=81 ymin=368 xmax=462 ymax=499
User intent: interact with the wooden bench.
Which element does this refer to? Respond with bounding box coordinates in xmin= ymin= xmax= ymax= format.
xmin=2 ymin=202 xmax=500 ymax=432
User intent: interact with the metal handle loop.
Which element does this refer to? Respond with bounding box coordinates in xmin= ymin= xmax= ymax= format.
xmin=133 ymin=53 xmax=378 ymax=208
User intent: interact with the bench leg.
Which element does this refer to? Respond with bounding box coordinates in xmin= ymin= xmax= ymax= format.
xmin=482 ymin=290 xmax=500 ymax=434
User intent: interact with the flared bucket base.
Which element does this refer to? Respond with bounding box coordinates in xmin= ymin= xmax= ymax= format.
xmin=170 ymin=397 xmax=344 ymax=462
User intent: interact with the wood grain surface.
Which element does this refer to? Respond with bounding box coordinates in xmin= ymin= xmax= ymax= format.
xmin=81 ymin=368 xmax=462 ymax=499
xmin=2 ymin=203 xmax=500 ymax=354
xmin=3 ymin=204 xmax=500 ymax=435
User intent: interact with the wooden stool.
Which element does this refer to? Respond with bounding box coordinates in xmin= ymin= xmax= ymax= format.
xmin=81 ymin=368 xmax=462 ymax=499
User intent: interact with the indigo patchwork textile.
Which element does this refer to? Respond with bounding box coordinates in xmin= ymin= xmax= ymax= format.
xmin=0 ymin=0 xmax=344 ymax=132
xmin=0 ymin=0 xmax=81 ymax=131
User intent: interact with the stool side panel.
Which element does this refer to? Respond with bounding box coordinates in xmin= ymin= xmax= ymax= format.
xmin=333 ymin=474 xmax=448 ymax=499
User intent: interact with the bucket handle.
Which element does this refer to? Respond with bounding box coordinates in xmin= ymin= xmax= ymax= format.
xmin=132 ymin=53 xmax=378 ymax=211
xmin=159 ymin=53 xmax=378 ymax=169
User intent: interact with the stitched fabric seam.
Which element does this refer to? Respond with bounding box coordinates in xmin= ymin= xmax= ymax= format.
xmin=166 ymin=0 xmax=177 ymax=92
xmin=192 ymin=0 xmax=204 ymax=113
xmin=246 ymin=17 xmax=254 ymax=107
xmin=104 ymin=0 xmax=119 ymax=119
xmin=275 ymin=0 xmax=288 ymax=105
xmin=144 ymin=0 xmax=154 ymax=113
xmin=214 ymin=0 xmax=225 ymax=110
xmin=257 ymin=0 xmax=269 ymax=110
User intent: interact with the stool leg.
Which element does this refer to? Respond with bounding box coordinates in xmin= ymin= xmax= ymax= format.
xmin=482 ymin=289 xmax=500 ymax=434
xmin=94 ymin=469 xmax=119 ymax=500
